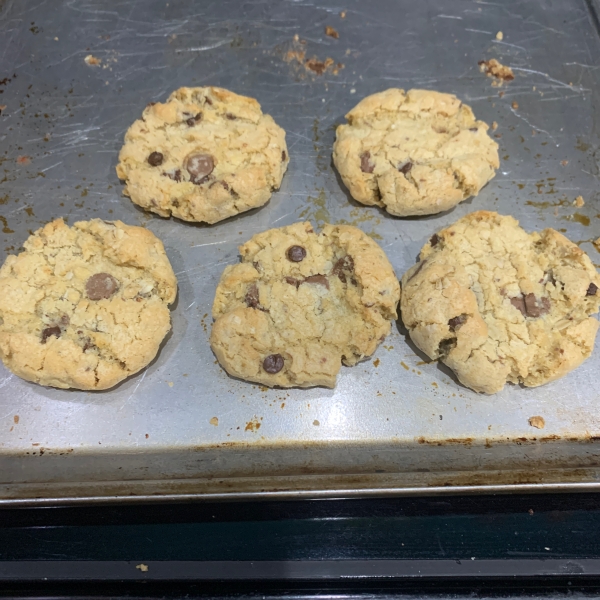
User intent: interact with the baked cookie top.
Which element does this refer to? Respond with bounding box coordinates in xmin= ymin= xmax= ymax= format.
xmin=400 ymin=211 xmax=600 ymax=394
xmin=0 ymin=219 xmax=177 ymax=390
xmin=333 ymin=88 xmax=499 ymax=216
xmin=210 ymin=221 xmax=400 ymax=388
xmin=116 ymin=86 xmax=289 ymax=224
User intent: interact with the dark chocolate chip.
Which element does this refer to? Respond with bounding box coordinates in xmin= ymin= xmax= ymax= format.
xmin=430 ymin=233 xmax=440 ymax=247
xmin=282 ymin=150 xmax=287 ymax=161
xmin=438 ymin=337 xmax=457 ymax=357
xmin=82 ymin=339 xmax=95 ymax=352
xmin=398 ymin=161 xmax=413 ymax=174
xmin=511 ymin=293 xmax=551 ymax=318
xmin=185 ymin=112 xmax=202 ymax=126
xmin=331 ymin=255 xmax=354 ymax=283
xmin=41 ymin=325 xmax=61 ymax=344
xmin=285 ymin=277 xmax=302 ymax=288
xmin=245 ymin=283 xmax=260 ymax=309
xmin=448 ymin=314 xmax=467 ymax=331
xmin=303 ymin=274 xmax=329 ymax=289
xmin=263 ymin=353 xmax=284 ymax=374
xmin=148 ymin=151 xmax=164 ymax=166
xmin=86 ymin=273 xmax=119 ymax=301
xmin=587 ymin=282 xmax=598 ymax=296
xmin=524 ymin=293 xmax=550 ymax=318
xmin=205 ymin=97 xmax=213 ymax=105
xmin=360 ymin=151 xmax=375 ymax=173
xmin=163 ymin=169 xmax=182 ymax=182
xmin=469 ymin=127 xmax=478 ymax=132
xmin=185 ymin=153 xmax=214 ymax=184
xmin=510 ymin=295 xmax=526 ymax=316
xmin=286 ymin=245 xmax=306 ymax=262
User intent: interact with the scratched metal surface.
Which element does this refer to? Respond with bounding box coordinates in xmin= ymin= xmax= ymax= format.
xmin=1 ymin=0 xmax=600 ymax=502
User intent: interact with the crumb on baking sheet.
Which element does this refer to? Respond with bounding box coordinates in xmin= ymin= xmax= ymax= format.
xmin=478 ymin=58 xmax=514 ymax=82
xmin=0 ymin=105 xmax=6 ymax=113
xmin=325 ymin=26 xmax=339 ymax=39
xmin=210 ymin=417 xmax=219 ymax=426
xmin=512 ymin=100 xmax=519 ymax=109
xmin=16 ymin=155 xmax=31 ymax=165
xmin=574 ymin=195 xmax=585 ymax=207
xmin=84 ymin=54 xmax=101 ymax=66
xmin=496 ymin=31 xmax=503 ymax=40
xmin=136 ymin=564 xmax=148 ymax=572
xmin=340 ymin=10 xmax=346 ymax=18
xmin=528 ymin=416 xmax=545 ymax=429
xmin=491 ymin=121 xmax=498 ymax=130
xmin=593 ymin=237 xmax=600 ymax=252
xmin=561 ymin=160 xmax=569 ymax=166
xmin=284 ymin=37 xmax=343 ymax=77
xmin=313 ymin=419 xmax=320 ymax=426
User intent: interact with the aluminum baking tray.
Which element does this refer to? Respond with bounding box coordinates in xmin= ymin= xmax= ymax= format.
xmin=1 ymin=0 xmax=600 ymax=505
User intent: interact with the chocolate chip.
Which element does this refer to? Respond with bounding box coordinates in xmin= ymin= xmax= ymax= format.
xmin=86 ymin=273 xmax=119 ymax=301
xmin=448 ymin=314 xmax=467 ymax=331
xmin=587 ymin=282 xmax=599 ymax=296
xmin=285 ymin=277 xmax=302 ymax=288
xmin=41 ymin=326 xmax=61 ymax=344
xmin=524 ymin=293 xmax=550 ymax=318
xmin=263 ymin=353 xmax=284 ymax=374
xmin=438 ymin=337 xmax=457 ymax=357
xmin=286 ymin=245 xmax=306 ymax=262
xmin=331 ymin=255 xmax=354 ymax=283
xmin=225 ymin=112 xmax=236 ymax=120
xmin=511 ymin=293 xmax=551 ymax=318
xmin=510 ymin=295 xmax=526 ymax=316
xmin=245 ymin=283 xmax=260 ymax=308
xmin=398 ymin=161 xmax=413 ymax=174
xmin=185 ymin=112 xmax=202 ymax=126
xmin=185 ymin=153 xmax=214 ymax=184
xmin=360 ymin=151 xmax=375 ymax=173
xmin=430 ymin=233 xmax=440 ymax=247
xmin=148 ymin=151 xmax=164 ymax=166
xmin=469 ymin=127 xmax=478 ymax=132
xmin=163 ymin=169 xmax=182 ymax=182
xmin=82 ymin=339 xmax=95 ymax=352
xmin=303 ymin=274 xmax=329 ymax=289
xmin=282 ymin=150 xmax=287 ymax=161
xmin=205 ymin=97 xmax=213 ymax=105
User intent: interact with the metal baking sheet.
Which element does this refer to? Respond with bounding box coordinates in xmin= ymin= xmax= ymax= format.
xmin=1 ymin=0 xmax=600 ymax=504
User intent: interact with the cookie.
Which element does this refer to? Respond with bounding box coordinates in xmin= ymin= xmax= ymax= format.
xmin=333 ymin=89 xmax=499 ymax=216
xmin=0 ymin=219 xmax=177 ymax=390
xmin=400 ymin=211 xmax=600 ymax=393
xmin=116 ymin=86 xmax=289 ymax=224
xmin=210 ymin=222 xmax=400 ymax=388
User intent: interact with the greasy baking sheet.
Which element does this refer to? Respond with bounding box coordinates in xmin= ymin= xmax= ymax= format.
xmin=1 ymin=0 xmax=600 ymax=503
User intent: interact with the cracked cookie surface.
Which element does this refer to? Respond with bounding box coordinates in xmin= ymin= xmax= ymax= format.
xmin=116 ymin=86 xmax=289 ymax=224
xmin=0 ymin=219 xmax=177 ymax=390
xmin=210 ymin=221 xmax=400 ymax=388
xmin=400 ymin=211 xmax=600 ymax=393
xmin=333 ymin=89 xmax=499 ymax=216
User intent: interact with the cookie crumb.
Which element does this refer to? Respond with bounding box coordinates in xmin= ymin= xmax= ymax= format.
xmin=84 ymin=54 xmax=101 ymax=66
xmin=167 ymin=381 xmax=173 ymax=387
xmin=496 ymin=31 xmax=503 ymax=40
xmin=313 ymin=419 xmax=320 ymax=426
xmin=16 ymin=155 xmax=31 ymax=165
xmin=340 ymin=10 xmax=346 ymax=18
xmin=491 ymin=121 xmax=498 ymax=130
xmin=325 ymin=26 xmax=339 ymax=39
xmin=478 ymin=58 xmax=514 ymax=82
xmin=561 ymin=160 xmax=569 ymax=166
xmin=593 ymin=238 xmax=600 ymax=252
xmin=528 ymin=508 xmax=534 ymax=515
xmin=574 ymin=195 xmax=585 ymax=207
xmin=511 ymin=100 xmax=519 ymax=109
xmin=135 ymin=564 xmax=148 ymax=572
xmin=210 ymin=417 xmax=219 ymax=426
xmin=0 ymin=104 xmax=6 ymax=113
xmin=528 ymin=416 xmax=545 ymax=429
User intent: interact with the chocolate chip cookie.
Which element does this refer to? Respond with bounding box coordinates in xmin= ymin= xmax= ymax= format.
xmin=0 ymin=219 xmax=177 ymax=390
xmin=400 ymin=211 xmax=600 ymax=393
xmin=116 ymin=86 xmax=289 ymax=224
xmin=333 ymin=89 xmax=499 ymax=216
xmin=210 ymin=222 xmax=400 ymax=388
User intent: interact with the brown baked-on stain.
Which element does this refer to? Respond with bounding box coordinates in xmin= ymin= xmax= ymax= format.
xmin=417 ymin=436 xmax=474 ymax=446
xmin=245 ymin=417 xmax=262 ymax=432
xmin=13 ymin=415 xmax=19 ymax=424
xmin=325 ymin=26 xmax=339 ymax=39
xmin=373 ymin=358 xmax=380 ymax=367
xmin=478 ymin=58 xmax=514 ymax=82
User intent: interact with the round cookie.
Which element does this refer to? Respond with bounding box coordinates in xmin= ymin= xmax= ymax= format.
xmin=0 ymin=219 xmax=177 ymax=390
xmin=400 ymin=211 xmax=600 ymax=394
xmin=116 ymin=86 xmax=289 ymax=224
xmin=210 ymin=222 xmax=400 ymax=388
xmin=333 ymin=88 xmax=499 ymax=216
